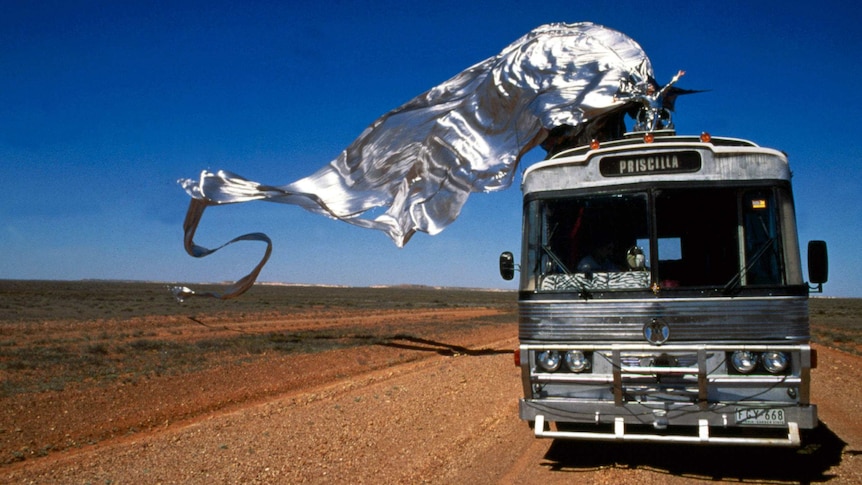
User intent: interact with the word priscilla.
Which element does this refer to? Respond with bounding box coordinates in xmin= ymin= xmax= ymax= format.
xmin=616 ymin=154 xmax=680 ymax=174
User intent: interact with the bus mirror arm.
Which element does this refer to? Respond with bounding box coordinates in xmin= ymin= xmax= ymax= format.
xmin=807 ymin=240 xmax=828 ymax=293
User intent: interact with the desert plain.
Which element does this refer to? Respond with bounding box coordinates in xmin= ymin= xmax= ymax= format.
xmin=0 ymin=280 xmax=860 ymax=483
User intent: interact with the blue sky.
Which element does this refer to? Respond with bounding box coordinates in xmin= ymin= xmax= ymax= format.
xmin=2 ymin=0 xmax=860 ymax=297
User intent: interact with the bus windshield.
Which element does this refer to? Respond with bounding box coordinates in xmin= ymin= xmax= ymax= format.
xmin=525 ymin=186 xmax=792 ymax=294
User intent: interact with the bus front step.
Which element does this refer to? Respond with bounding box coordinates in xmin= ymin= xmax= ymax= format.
xmin=533 ymin=415 xmax=801 ymax=447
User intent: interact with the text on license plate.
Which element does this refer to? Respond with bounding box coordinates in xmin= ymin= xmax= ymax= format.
xmin=736 ymin=408 xmax=786 ymax=425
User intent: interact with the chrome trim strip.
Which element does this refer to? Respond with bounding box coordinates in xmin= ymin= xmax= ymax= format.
xmin=519 ymin=297 xmax=809 ymax=341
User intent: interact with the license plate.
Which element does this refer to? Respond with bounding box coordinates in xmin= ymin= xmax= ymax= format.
xmin=736 ymin=408 xmax=786 ymax=425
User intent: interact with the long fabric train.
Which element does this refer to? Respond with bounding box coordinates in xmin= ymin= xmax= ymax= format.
xmin=174 ymin=22 xmax=653 ymax=300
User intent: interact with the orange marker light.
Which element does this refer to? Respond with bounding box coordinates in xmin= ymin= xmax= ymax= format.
xmin=590 ymin=139 xmax=600 ymax=150
xmin=644 ymin=133 xmax=654 ymax=143
xmin=700 ymin=132 xmax=712 ymax=143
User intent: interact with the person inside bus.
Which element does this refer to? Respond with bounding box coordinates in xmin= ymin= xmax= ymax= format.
xmin=577 ymin=239 xmax=621 ymax=274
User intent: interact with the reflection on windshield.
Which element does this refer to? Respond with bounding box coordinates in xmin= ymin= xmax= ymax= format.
xmin=527 ymin=187 xmax=786 ymax=293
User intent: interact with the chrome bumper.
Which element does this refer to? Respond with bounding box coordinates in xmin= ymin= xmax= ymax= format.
xmin=532 ymin=414 xmax=801 ymax=446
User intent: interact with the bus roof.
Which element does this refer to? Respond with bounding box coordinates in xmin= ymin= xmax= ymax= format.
xmin=522 ymin=132 xmax=790 ymax=193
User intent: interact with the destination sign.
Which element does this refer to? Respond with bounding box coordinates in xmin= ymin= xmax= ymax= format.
xmin=600 ymin=150 xmax=702 ymax=177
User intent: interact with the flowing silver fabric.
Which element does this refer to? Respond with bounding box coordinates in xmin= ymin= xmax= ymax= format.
xmin=175 ymin=22 xmax=654 ymax=299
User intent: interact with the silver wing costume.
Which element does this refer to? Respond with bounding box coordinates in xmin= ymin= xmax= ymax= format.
xmin=175 ymin=22 xmax=654 ymax=299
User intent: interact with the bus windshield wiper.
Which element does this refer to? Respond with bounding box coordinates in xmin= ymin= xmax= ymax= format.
xmin=542 ymin=245 xmax=592 ymax=299
xmin=542 ymin=244 xmax=571 ymax=274
xmin=723 ymin=238 xmax=776 ymax=295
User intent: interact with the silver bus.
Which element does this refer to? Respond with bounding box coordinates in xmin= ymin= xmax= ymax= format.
xmin=500 ymin=130 xmax=829 ymax=446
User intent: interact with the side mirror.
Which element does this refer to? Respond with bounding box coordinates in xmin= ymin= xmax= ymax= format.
xmin=499 ymin=251 xmax=515 ymax=281
xmin=807 ymin=240 xmax=828 ymax=291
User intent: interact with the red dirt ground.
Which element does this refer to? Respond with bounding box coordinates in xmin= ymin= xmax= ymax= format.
xmin=1 ymin=293 xmax=860 ymax=483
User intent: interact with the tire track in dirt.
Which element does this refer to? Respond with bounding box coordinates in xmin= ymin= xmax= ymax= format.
xmin=2 ymin=335 xmax=522 ymax=483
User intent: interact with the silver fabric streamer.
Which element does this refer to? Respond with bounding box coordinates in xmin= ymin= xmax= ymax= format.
xmin=175 ymin=22 xmax=653 ymax=299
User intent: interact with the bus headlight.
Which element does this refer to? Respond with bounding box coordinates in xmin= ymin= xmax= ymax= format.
xmin=564 ymin=350 xmax=590 ymax=372
xmin=731 ymin=350 xmax=758 ymax=374
xmin=536 ymin=350 xmax=562 ymax=372
xmin=762 ymin=351 xmax=789 ymax=374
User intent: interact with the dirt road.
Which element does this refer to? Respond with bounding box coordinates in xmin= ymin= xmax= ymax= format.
xmin=1 ymin=288 xmax=860 ymax=483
